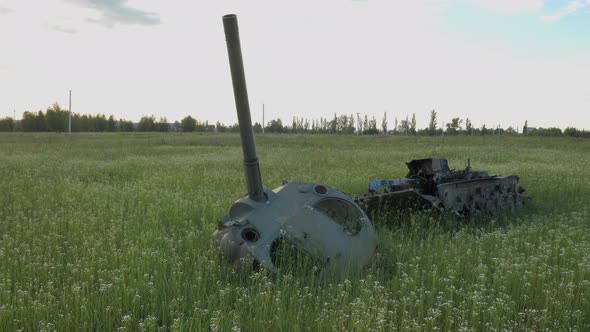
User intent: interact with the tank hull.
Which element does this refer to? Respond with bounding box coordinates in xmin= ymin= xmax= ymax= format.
xmin=356 ymin=158 xmax=529 ymax=218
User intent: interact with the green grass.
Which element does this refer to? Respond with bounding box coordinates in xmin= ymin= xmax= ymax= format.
xmin=0 ymin=133 xmax=589 ymax=331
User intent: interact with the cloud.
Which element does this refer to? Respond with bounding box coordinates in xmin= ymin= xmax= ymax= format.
xmin=540 ymin=0 xmax=585 ymax=22
xmin=0 ymin=7 xmax=13 ymax=15
xmin=43 ymin=23 xmax=77 ymax=34
xmin=468 ymin=0 xmax=544 ymax=15
xmin=66 ymin=0 xmax=161 ymax=27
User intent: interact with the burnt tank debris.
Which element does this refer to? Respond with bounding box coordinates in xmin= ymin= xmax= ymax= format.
xmin=214 ymin=14 xmax=529 ymax=277
xmin=355 ymin=158 xmax=529 ymax=218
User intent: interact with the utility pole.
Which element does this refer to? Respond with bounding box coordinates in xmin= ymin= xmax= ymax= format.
xmin=262 ymin=103 xmax=265 ymax=134
xmin=68 ymin=90 xmax=72 ymax=135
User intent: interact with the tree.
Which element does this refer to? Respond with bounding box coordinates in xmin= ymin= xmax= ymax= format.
xmin=564 ymin=127 xmax=590 ymax=138
xmin=194 ymin=118 xmax=208 ymax=132
xmin=293 ymin=116 xmax=304 ymax=133
xmin=336 ymin=114 xmax=349 ymax=134
xmin=17 ymin=104 xmax=130 ymax=132
xmin=215 ymin=121 xmax=227 ymax=132
xmin=173 ymin=121 xmax=181 ymax=132
xmin=107 ymin=115 xmax=117 ymax=132
xmin=266 ymin=119 xmax=284 ymax=133
xmin=481 ymin=124 xmax=489 ymax=135
xmin=428 ymin=109 xmax=437 ymax=135
xmin=405 ymin=115 xmax=409 ymax=135
xmin=410 ymin=114 xmax=416 ymax=134
xmin=465 ymin=118 xmax=473 ymax=135
xmin=79 ymin=114 xmax=93 ymax=131
xmin=45 ymin=103 xmax=68 ymax=132
xmin=228 ymin=123 xmax=240 ymax=133
xmin=138 ymin=115 xmax=156 ymax=132
xmin=381 ymin=112 xmax=387 ymax=134
xmin=0 ymin=117 xmax=14 ymax=132
xmin=21 ymin=111 xmax=37 ymax=132
xmin=345 ymin=115 xmax=355 ymax=135
xmin=356 ymin=115 xmax=363 ymax=134
xmin=253 ymin=122 xmax=262 ymax=133
xmin=156 ymin=117 xmax=169 ymax=132
xmin=527 ymin=127 xmax=562 ymax=136
xmin=94 ymin=114 xmax=108 ymax=132
xmin=398 ymin=118 xmax=409 ymax=135
xmin=35 ymin=111 xmax=47 ymax=131
xmin=292 ymin=117 xmax=298 ymax=133
xmin=120 ymin=119 xmax=134 ymax=132
xmin=363 ymin=116 xmax=379 ymax=135
xmin=523 ymin=120 xmax=528 ymax=135
xmin=330 ymin=113 xmax=337 ymax=134
xmin=445 ymin=118 xmax=463 ymax=135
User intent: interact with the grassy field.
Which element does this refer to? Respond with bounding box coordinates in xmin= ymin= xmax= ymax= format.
xmin=0 ymin=133 xmax=589 ymax=331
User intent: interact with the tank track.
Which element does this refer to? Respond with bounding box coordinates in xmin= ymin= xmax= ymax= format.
xmin=436 ymin=175 xmax=528 ymax=217
xmin=354 ymin=188 xmax=443 ymax=217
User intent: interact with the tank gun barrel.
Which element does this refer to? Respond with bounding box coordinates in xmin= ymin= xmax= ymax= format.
xmin=223 ymin=14 xmax=264 ymax=202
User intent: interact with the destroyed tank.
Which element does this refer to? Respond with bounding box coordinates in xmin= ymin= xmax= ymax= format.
xmin=355 ymin=158 xmax=528 ymax=218
xmin=214 ymin=14 xmax=377 ymax=277
xmin=214 ymin=14 xmax=528 ymax=277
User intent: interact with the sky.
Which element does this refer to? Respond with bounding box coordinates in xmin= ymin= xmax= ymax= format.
xmin=0 ymin=0 xmax=589 ymax=130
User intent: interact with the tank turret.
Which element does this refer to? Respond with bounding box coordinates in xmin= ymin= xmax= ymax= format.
xmin=214 ymin=14 xmax=377 ymax=277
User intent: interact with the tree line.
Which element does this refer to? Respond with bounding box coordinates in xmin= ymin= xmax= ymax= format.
xmin=1 ymin=103 xmax=588 ymax=138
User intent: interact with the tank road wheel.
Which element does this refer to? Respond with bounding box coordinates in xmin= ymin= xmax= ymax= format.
xmin=516 ymin=194 xmax=527 ymax=207
xmin=484 ymin=199 xmax=497 ymax=217
xmin=504 ymin=193 xmax=515 ymax=212
xmin=468 ymin=201 xmax=482 ymax=219
xmin=496 ymin=195 xmax=506 ymax=212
